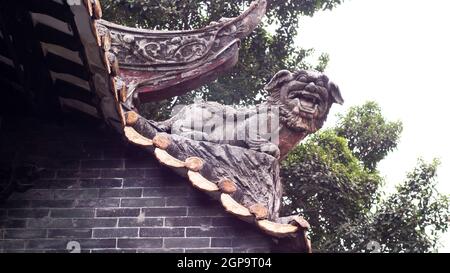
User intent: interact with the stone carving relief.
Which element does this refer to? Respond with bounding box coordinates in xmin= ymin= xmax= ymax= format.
xmin=154 ymin=69 xmax=343 ymax=160
xmin=123 ymin=69 xmax=343 ymax=252
xmin=100 ymin=0 xmax=266 ymax=71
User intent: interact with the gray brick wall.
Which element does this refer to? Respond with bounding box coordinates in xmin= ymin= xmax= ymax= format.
xmin=0 ymin=117 xmax=273 ymax=253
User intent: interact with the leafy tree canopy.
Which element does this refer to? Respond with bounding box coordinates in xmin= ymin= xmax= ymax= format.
xmin=370 ymin=159 xmax=449 ymax=252
xmin=282 ymin=102 xmax=449 ymax=252
xmin=335 ymin=101 xmax=403 ymax=171
xmin=281 ymin=129 xmax=382 ymax=251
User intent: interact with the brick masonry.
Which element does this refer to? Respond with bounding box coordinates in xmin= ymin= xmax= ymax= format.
xmin=0 ymin=116 xmax=273 ymax=253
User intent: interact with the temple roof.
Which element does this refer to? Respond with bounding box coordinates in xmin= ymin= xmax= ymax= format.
xmin=0 ymin=0 xmax=310 ymax=252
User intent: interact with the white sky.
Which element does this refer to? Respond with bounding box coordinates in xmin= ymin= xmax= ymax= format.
xmin=296 ymin=0 xmax=450 ymax=252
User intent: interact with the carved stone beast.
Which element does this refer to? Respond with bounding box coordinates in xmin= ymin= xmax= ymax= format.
xmin=155 ymin=69 xmax=344 ymax=159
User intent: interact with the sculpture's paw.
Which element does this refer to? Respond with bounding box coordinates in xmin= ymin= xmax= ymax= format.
xmin=260 ymin=143 xmax=280 ymax=159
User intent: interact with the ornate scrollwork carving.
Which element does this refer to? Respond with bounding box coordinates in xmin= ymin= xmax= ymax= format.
xmin=110 ymin=31 xmax=215 ymax=66
xmin=99 ymin=0 xmax=267 ymax=71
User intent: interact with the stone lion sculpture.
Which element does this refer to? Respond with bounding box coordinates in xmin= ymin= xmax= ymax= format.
xmin=155 ymin=69 xmax=343 ymax=159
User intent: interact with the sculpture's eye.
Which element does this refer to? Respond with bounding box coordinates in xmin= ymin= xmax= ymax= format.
xmin=316 ymin=80 xmax=324 ymax=87
xmin=299 ymin=76 xmax=308 ymax=82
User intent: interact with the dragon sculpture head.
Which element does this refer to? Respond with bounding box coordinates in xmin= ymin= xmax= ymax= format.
xmin=266 ymin=69 xmax=344 ymax=134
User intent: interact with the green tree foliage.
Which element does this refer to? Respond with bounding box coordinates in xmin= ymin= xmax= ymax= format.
xmin=335 ymin=101 xmax=403 ymax=171
xmin=102 ymin=0 xmax=342 ymax=118
xmin=370 ymin=159 xmax=449 ymax=252
xmin=281 ymin=130 xmax=382 ymax=251
xmin=282 ymin=102 xmax=449 ymax=252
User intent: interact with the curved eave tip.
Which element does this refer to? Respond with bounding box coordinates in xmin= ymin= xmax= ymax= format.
xmin=235 ymin=0 xmax=267 ymax=39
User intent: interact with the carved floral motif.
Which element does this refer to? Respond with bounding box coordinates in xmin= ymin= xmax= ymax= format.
xmin=99 ymin=0 xmax=266 ymax=71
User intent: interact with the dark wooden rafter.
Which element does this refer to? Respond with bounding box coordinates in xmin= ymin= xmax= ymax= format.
xmin=0 ymin=39 xmax=11 ymax=59
xmin=26 ymin=0 xmax=72 ymax=23
xmin=0 ymin=8 xmax=26 ymax=88
xmin=56 ymin=1 xmax=108 ymax=121
xmin=0 ymin=0 xmax=115 ymax=119
xmin=33 ymin=23 xmax=82 ymax=51
xmin=0 ymin=0 xmax=59 ymax=115
xmin=54 ymin=79 xmax=97 ymax=106
xmin=0 ymin=61 xmax=19 ymax=84
xmin=45 ymin=52 xmax=90 ymax=81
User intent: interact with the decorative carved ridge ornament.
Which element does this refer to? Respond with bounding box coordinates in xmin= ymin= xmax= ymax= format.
xmin=97 ymin=0 xmax=267 ymax=103
xmin=99 ymin=0 xmax=265 ymax=68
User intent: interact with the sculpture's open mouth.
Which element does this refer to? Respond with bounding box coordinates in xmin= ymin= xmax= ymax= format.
xmin=288 ymin=91 xmax=322 ymax=115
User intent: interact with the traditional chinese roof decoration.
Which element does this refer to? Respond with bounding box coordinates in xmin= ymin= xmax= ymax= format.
xmin=98 ymin=0 xmax=266 ymax=103
xmin=122 ymin=111 xmax=312 ymax=253
xmin=96 ymin=0 xmax=310 ymax=251
xmin=0 ymin=0 xmax=312 ymax=252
